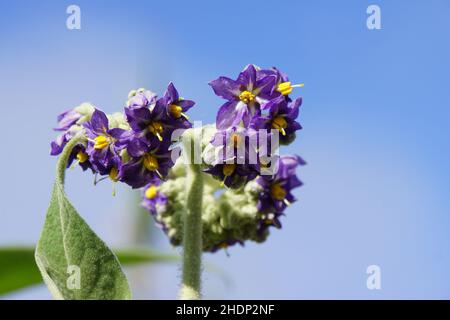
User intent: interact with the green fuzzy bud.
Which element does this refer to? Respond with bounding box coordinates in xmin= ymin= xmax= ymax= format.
xmin=74 ymin=102 xmax=95 ymax=124
xmin=155 ymin=159 xmax=269 ymax=252
xmin=108 ymin=112 xmax=131 ymax=130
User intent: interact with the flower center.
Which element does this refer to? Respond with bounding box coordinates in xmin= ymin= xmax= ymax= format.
xmin=271 ymin=116 xmax=287 ymax=136
xmin=276 ymin=81 xmax=304 ymax=96
xmin=239 ymin=90 xmax=255 ymax=104
xmin=270 ymin=183 xmax=286 ymax=200
xmin=222 ymin=163 xmax=236 ymax=177
xmin=94 ymin=135 xmax=110 ymax=150
xmin=76 ymin=150 xmax=88 ymax=163
xmin=148 ymin=122 xmax=164 ymax=141
xmin=168 ymin=104 xmax=183 ymax=119
xmin=145 ymin=185 xmax=158 ymax=199
xmin=109 ymin=167 xmax=119 ymax=182
xmin=143 ymin=154 xmax=159 ymax=171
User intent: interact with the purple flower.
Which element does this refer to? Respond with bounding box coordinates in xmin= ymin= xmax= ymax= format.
xmin=204 ymin=127 xmax=261 ymax=188
xmin=209 ymin=64 xmax=277 ymax=129
xmin=127 ymin=89 xmax=157 ymax=110
xmin=51 ymin=134 xmax=92 ymax=171
xmin=67 ymin=144 xmax=93 ymax=171
xmin=256 ymin=155 xmax=305 ymax=215
xmin=124 ymin=103 xmax=167 ymax=145
xmin=250 ymin=96 xmax=302 ymax=144
xmin=50 ymin=104 xmax=95 ymax=159
xmin=141 ymin=181 xmax=168 ymax=216
xmin=50 ymin=108 xmax=85 ymax=155
xmin=204 ymin=163 xmax=258 ymax=188
xmin=257 ymin=67 xmax=304 ymax=98
xmin=50 ymin=132 xmax=72 ymax=156
xmin=54 ymin=109 xmax=82 ymax=131
xmin=125 ymin=86 xmax=193 ymax=147
xmin=156 ymin=82 xmax=194 ymax=126
xmin=83 ymin=109 xmax=129 ymax=176
xmin=120 ymin=138 xmax=174 ymax=188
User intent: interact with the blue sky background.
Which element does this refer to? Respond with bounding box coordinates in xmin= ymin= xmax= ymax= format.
xmin=1 ymin=0 xmax=450 ymax=299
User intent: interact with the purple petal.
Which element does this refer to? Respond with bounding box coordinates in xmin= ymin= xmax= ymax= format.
xmin=165 ymin=82 xmax=179 ymax=103
xmin=250 ymin=116 xmax=270 ymax=130
xmin=289 ymin=121 xmax=302 ymax=132
xmin=109 ymin=128 xmax=131 ymax=150
xmin=89 ymin=109 xmax=109 ymax=133
xmin=50 ymin=134 xmax=67 ymax=155
xmin=121 ymin=159 xmax=148 ymax=188
xmin=262 ymin=95 xmax=284 ymax=112
xmin=178 ymin=99 xmax=195 ymax=111
xmin=127 ymin=138 xmax=148 ymax=158
xmin=152 ymin=101 xmax=166 ymax=120
xmin=237 ymin=64 xmax=257 ymax=90
xmin=125 ymin=106 xmax=152 ymax=132
xmin=108 ymin=128 xmax=126 ymax=139
xmin=216 ymin=101 xmax=246 ymax=130
xmin=209 ymin=77 xmax=241 ymax=100
xmin=54 ymin=109 xmax=80 ymax=131
xmin=254 ymin=74 xmax=277 ymax=96
xmin=288 ymin=175 xmax=303 ymax=189
xmin=287 ymin=97 xmax=302 ymax=119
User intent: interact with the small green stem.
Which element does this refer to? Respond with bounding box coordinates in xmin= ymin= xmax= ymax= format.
xmin=179 ymin=129 xmax=204 ymax=300
xmin=56 ymin=134 xmax=87 ymax=187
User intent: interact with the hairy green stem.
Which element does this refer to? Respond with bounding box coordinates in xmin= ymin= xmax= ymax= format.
xmin=56 ymin=134 xmax=87 ymax=186
xmin=179 ymin=129 xmax=204 ymax=300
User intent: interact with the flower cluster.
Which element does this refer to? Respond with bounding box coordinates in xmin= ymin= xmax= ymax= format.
xmin=205 ymin=64 xmax=303 ymax=188
xmin=146 ymin=152 xmax=305 ymax=252
xmin=50 ymin=65 xmax=305 ymax=253
xmin=50 ymin=83 xmax=195 ymax=189
xmin=204 ymin=65 xmax=305 ymax=236
xmin=141 ymin=65 xmax=306 ymax=252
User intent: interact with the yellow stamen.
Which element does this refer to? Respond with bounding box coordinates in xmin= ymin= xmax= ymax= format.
xmin=109 ymin=167 xmax=119 ymax=182
xmin=76 ymin=150 xmax=88 ymax=163
xmin=145 ymin=185 xmax=158 ymax=199
xmin=239 ymin=90 xmax=256 ymax=104
xmin=271 ymin=116 xmax=288 ymax=136
xmin=148 ymin=122 xmax=164 ymax=141
xmin=222 ymin=163 xmax=236 ymax=177
xmin=231 ymin=133 xmax=242 ymax=148
xmin=94 ymin=135 xmax=109 ymax=149
xmin=276 ymin=82 xmax=304 ymax=96
xmin=143 ymin=154 xmax=159 ymax=171
xmin=168 ymin=104 xmax=183 ymax=119
xmin=270 ymin=183 xmax=286 ymax=200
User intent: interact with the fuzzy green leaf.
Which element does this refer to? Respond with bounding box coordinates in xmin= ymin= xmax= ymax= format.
xmin=35 ymin=181 xmax=131 ymax=300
